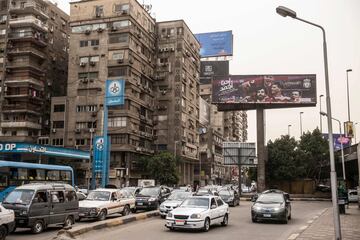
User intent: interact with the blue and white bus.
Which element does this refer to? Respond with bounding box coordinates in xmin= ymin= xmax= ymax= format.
xmin=0 ymin=161 xmax=74 ymax=201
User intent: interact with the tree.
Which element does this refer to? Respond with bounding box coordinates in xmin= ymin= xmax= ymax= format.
xmin=139 ymin=152 xmax=179 ymax=185
xmin=298 ymin=128 xmax=329 ymax=181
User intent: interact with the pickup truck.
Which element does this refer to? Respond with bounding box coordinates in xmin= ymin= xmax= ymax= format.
xmin=0 ymin=204 xmax=15 ymax=240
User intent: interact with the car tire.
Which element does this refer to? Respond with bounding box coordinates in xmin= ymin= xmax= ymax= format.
xmin=122 ymin=205 xmax=131 ymax=216
xmin=131 ymin=208 xmax=137 ymax=213
xmin=221 ymin=214 xmax=229 ymax=226
xmin=288 ymin=212 xmax=292 ymax=220
xmin=31 ymin=220 xmax=45 ymax=234
xmin=0 ymin=225 xmax=7 ymax=240
xmin=203 ymin=218 xmax=210 ymax=232
xmin=251 ymin=216 xmax=257 ymax=223
xmin=98 ymin=210 xmax=107 ymax=221
xmin=64 ymin=216 xmax=74 ymax=228
xmin=160 ymin=215 xmax=166 ymax=219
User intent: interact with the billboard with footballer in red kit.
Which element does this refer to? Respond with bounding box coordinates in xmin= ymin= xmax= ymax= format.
xmin=212 ymin=74 xmax=317 ymax=111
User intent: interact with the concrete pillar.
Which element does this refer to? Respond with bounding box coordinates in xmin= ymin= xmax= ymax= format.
xmin=357 ymin=144 xmax=360 ymax=208
xmin=257 ymin=108 xmax=266 ymax=192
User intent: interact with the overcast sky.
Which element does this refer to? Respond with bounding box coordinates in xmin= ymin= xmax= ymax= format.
xmin=57 ymin=0 xmax=360 ymax=143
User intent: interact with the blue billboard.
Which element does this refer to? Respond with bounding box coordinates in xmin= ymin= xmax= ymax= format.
xmin=0 ymin=142 xmax=90 ymax=159
xmin=105 ymin=79 xmax=125 ymax=106
xmin=322 ymin=134 xmax=351 ymax=150
xmin=195 ymin=31 xmax=233 ymax=58
xmin=92 ymin=136 xmax=104 ymax=173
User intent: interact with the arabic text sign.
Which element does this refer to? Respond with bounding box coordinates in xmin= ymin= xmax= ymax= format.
xmin=93 ymin=136 xmax=104 ymax=173
xmin=0 ymin=142 xmax=90 ymax=159
xmin=105 ymin=79 xmax=125 ymax=106
xmin=195 ymin=31 xmax=233 ymax=58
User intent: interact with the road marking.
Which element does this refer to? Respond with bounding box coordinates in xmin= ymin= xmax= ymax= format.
xmin=307 ymin=220 xmax=313 ymax=224
xmin=288 ymin=233 xmax=299 ymax=240
xmin=299 ymin=225 xmax=308 ymax=231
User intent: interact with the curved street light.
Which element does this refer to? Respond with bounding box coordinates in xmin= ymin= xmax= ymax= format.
xmin=277 ymin=6 xmax=341 ymax=239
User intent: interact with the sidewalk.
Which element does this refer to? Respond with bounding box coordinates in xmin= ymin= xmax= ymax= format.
xmin=296 ymin=204 xmax=360 ymax=240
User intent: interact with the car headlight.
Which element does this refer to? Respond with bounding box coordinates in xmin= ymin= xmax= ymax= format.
xmin=167 ymin=212 xmax=173 ymax=218
xmin=273 ymin=207 xmax=284 ymax=212
xmin=228 ymin=197 xmax=234 ymax=201
xmin=190 ymin=213 xmax=201 ymax=219
xmin=148 ymin=197 xmax=157 ymax=202
xmin=160 ymin=203 xmax=165 ymax=208
xmin=90 ymin=208 xmax=100 ymax=214
xmin=20 ymin=210 xmax=28 ymax=216
xmin=252 ymin=205 xmax=263 ymax=211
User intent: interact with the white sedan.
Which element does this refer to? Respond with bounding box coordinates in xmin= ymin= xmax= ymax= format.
xmin=165 ymin=196 xmax=229 ymax=232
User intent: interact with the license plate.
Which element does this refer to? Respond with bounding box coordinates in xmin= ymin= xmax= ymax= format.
xmin=338 ymin=199 xmax=345 ymax=204
xmin=175 ymin=220 xmax=185 ymax=226
xmin=79 ymin=213 xmax=85 ymax=216
xmin=263 ymin=214 xmax=271 ymax=218
xmin=19 ymin=220 xmax=24 ymax=223
xmin=138 ymin=202 xmax=143 ymax=205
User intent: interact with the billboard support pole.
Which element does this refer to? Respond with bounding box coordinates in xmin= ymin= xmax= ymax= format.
xmin=256 ymin=108 xmax=266 ymax=192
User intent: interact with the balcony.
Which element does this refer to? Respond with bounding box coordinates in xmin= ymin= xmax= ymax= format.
xmin=5 ymin=78 xmax=44 ymax=90
xmin=2 ymin=103 xmax=42 ymax=115
xmin=9 ymin=31 xmax=47 ymax=47
xmin=9 ymin=2 xmax=49 ymax=20
xmin=7 ymin=60 xmax=44 ymax=73
xmin=1 ymin=121 xmax=41 ymax=129
xmin=9 ymin=16 xmax=48 ymax=32
xmin=8 ymin=46 xmax=46 ymax=60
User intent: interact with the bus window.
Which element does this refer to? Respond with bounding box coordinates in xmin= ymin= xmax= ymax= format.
xmin=10 ymin=168 xmax=18 ymax=180
xmin=0 ymin=174 xmax=7 ymax=190
xmin=28 ymin=169 xmax=46 ymax=181
xmin=47 ymin=170 xmax=60 ymax=181
xmin=18 ymin=168 xmax=28 ymax=180
xmin=60 ymin=171 xmax=71 ymax=182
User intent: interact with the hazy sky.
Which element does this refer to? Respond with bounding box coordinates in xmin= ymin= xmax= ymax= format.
xmin=57 ymin=0 xmax=360 ymax=143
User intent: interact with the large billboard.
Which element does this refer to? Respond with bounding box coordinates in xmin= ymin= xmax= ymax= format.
xmin=212 ymin=75 xmax=317 ymax=111
xmin=200 ymin=61 xmax=229 ymax=84
xmin=105 ymin=79 xmax=125 ymax=106
xmin=195 ymin=31 xmax=233 ymax=58
xmin=322 ymin=134 xmax=351 ymax=150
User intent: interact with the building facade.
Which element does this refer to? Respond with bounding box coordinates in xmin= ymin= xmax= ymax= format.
xmin=0 ymin=0 xmax=69 ymax=144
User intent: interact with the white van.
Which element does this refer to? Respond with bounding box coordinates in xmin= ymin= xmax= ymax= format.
xmin=0 ymin=204 xmax=15 ymax=240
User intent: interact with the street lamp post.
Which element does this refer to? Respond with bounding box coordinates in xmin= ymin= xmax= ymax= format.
xmin=300 ymin=112 xmax=304 ymax=136
xmin=321 ymin=112 xmax=346 ymax=180
xmin=277 ymin=6 xmax=341 ymax=239
xmin=288 ymin=124 xmax=292 ymax=136
xmin=355 ymin=123 xmax=358 ymax=143
xmin=319 ymin=94 xmax=324 ymax=132
xmin=346 ymin=69 xmax=352 ymax=122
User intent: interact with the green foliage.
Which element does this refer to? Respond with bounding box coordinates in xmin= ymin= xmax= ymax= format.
xmin=266 ymin=128 xmax=329 ymax=182
xmin=139 ymin=152 xmax=179 ymax=185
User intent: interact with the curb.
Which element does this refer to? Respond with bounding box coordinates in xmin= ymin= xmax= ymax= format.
xmin=240 ymin=197 xmax=331 ymax=202
xmin=286 ymin=207 xmax=329 ymax=240
xmin=53 ymin=210 xmax=160 ymax=240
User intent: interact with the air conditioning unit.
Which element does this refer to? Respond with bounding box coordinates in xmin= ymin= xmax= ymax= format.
xmin=80 ymin=62 xmax=86 ymax=67
xmin=81 ymin=78 xmax=89 ymax=83
xmin=89 ymin=61 xmax=96 ymax=66
xmin=97 ymin=28 xmax=103 ymax=33
xmin=170 ymin=47 xmax=175 ymax=52
xmin=136 ymin=147 xmax=141 ymax=151
xmin=117 ymin=58 xmax=124 ymax=63
xmin=75 ymin=129 xmax=81 ymax=133
xmin=166 ymin=34 xmax=170 ymax=38
xmin=121 ymin=10 xmax=128 ymax=15
xmin=164 ymin=48 xmax=168 ymax=52
xmin=129 ymin=59 xmax=134 ymax=64
xmin=52 ymin=129 xmax=56 ymax=133
xmin=111 ymin=26 xmax=117 ymax=32
xmin=161 ymin=90 xmax=166 ymax=95
xmin=85 ymin=29 xmax=91 ymax=35
xmin=93 ymin=46 xmax=99 ymax=50
xmin=0 ymin=20 xmax=6 ymax=24
xmin=89 ymin=78 xmax=95 ymax=82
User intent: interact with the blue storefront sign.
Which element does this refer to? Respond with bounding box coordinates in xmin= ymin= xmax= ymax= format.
xmin=0 ymin=142 xmax=90 ymax=159
xmin=93 ymin=136 xmax=104 ymax=173
xmin=195 ymin=31 xmax=233 ymax=58
xmin=105 ymin=79 xmax=125 ymax=106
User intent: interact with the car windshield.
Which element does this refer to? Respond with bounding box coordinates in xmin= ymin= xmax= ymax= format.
xmin=86 ymin=191 xmax=111 ymax=201
xmin=181 ymin=198 xmax=209 ymax=209
xmin=256 ymin=194 xmax=284 ymax=204
xmin=168 ymin=192 xmax=191 ymax=200
xmin=4 ymin=189 xmax=34 ymax=205
xmin=219 ymin=190 xmax=231 ymax=196
xmin=139 ymin=187 xmax=159 ymax=196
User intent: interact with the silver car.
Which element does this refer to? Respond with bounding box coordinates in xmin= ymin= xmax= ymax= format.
xmin=159 ymin=191 xmax=192 ymax=218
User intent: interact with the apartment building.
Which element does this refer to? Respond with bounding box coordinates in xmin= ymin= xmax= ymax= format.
xmin=0 ymin=0 xmax=69 ymax=144
xmin=155 ymin=20 xmax=201 ymax=185
xmin=58 ymin=0 xmax=156 ymax=186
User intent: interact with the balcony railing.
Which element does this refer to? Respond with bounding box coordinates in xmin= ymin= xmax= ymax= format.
xmin=8 ymin=46 xmax=46 ymax=59
xmin=9 ymin=31 xmax=47 ymax=47
xmin=9 ymin=1 xmax=49 ymax=20
xmin=0 ymin=121 xmax=41 ymax=129
xmin=9 ymin=16 xmax=48 ymax=32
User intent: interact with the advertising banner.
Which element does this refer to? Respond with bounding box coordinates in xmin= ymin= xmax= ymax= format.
xmin=0 ymin=142 xmax=90 ymax=159
xmin=200 ymin=61 xmax=229 ymax=79
xmin=223 ymin=142 xmax=257 ymax=165
xmin=212 ymin=75 xmax=317 ymax=110
xmin=322 ymin=134 xmax=351 ymax=150
xmin=105 ymin=79 xmax=125 ymax=106
xmin=344 ymin=121 xmax=354 ymax=138
xmin=195 ymin=31 xmax=233 ymax=58
xmin=93 ymin=136 xmax=105 ymax=173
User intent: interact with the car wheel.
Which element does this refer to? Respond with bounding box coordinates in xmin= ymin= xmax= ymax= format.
xmin=251 ymin=216 xmax=257 ymax=223
xmin=64 ymin=216 xmax=74 ymax=228
xmin=160 ymin=215 xmax=166 ymax=219
xmin=131 ymin=208 xmax=137 ymax=213
xmin=203 ymin=218 xmax=210 ymax=232
xmin=288 ymin=212 xmax=292 ymax=220
xmin=221 ymin=214 xmax=228 ymax=226
xmin=31 ymin=220 xmax=45 ymax=234
xmin=0 ymin=225 xmax=7 ymax=240
xmin=122 ymin=205 xmax=131 ymax=216
xmin=98 ymin=210 xmax=107 ymax=221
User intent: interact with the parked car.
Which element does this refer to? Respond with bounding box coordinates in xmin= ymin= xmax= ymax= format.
xmin=135 ymin=186 xmax=171 ymax=212
xmin=251 ymin=192 xmax=291 ymax=224
xmin=165 ymin=195 xmax=229 ymax=232
xmin=122 ymin=187 xmax=142 ymax=196
xmin=2 ymin=183 xmax=78 ymax=234
xmin=79 ymin=189 xmax=135 ymax=221
xmin=159 ymin=191 xmax=193 ymax=218
xmin=218 ymin=189 xmax=239 ymax=207
xmin=348 ymin=189 xmax=358 ymax=203
xmin=0 ymin=204 xmax=15 ymax=240
xmin=194 ymin=187 xmax=219 ymax=196
xmin=251 ymin=189 xmax=290 ymax=202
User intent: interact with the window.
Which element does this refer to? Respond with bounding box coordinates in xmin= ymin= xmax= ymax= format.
xmin=76 ymin=139 xmax=86 ymax=145
xmin=65 ymin=191 xmax=76 ymax=202
xmin=114 ymin=4 xmax=129 ymax=12
xmin=91 ymin=39 xmax=99 ymax=46
xmin=90 ymin=56 xmax=99 ymax=62
xmin=113 ymin=20 xmax=131 ymax=28
xmin=52 ymin=138 xmax=64 ymax=146
xmin=111 ymin=134 xmax=128 ymax=144
xmin=109 ymin=33 xmax=128 ymax=44
xmin=33 ymin=191 xmax=47 ymax=203
xmin=210 ymin=198 xmax=217 ymax=208
xmin=110 ymin=51 xmax=125 ymax=60
xmin=78 ymin=72 xmax=99 ymax=80
xmin=51 ymin=191 xmax=65 ymax=203
xmin=95 ymin=5 xmax=104 ymax=17
xmin=108 ymin=67 xmax=127 ymax=77
xmin=216 ymin=198 xmax=224 ymax=206
xmin=108 ymin=117 xmax=126 ymax=127
xmin=53 ymin=104 xmax=65 ymax=112
xmin=79 ymin=57 xmax=89 ymax=63
xmin=80 ymin=40 xmax=89 ymax=47
xmin=53 ymin=121 xmax=64 ymax=129
xmin=177 ymin=27 xmax=183 ymax=35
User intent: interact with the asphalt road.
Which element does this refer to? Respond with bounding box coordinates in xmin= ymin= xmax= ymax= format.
xmin=78 ymin=201 xmax=331 ymax=240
